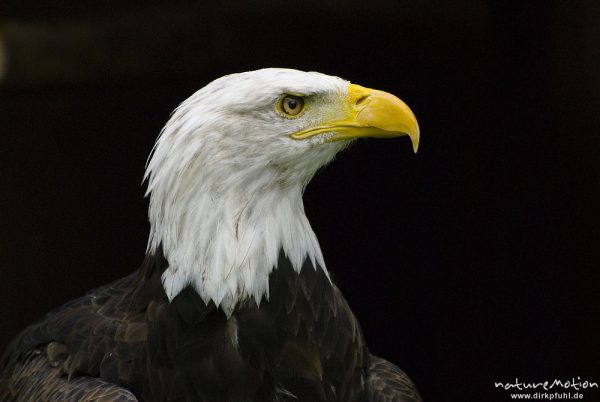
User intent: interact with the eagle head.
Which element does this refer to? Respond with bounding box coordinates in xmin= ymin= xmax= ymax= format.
xmin=144 ymin=68 xmax=419 ymax=315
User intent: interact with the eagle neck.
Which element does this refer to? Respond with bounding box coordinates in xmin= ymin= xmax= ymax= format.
xmin=149 ymin=179 xmax=328 ymax=316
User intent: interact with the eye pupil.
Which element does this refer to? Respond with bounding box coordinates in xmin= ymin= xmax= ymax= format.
xmin=280 ymin=95 xmax=304 ymax=116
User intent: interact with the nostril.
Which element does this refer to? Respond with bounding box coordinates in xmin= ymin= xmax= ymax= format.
xmin=355 ymin=95 xmax=370 ymax=107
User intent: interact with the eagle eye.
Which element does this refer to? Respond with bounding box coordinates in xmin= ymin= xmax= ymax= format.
xmin=278 ymin=95 xmax=305 ymax=117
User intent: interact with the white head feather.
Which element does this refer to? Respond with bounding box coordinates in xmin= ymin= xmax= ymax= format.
xmin=144 ymin=68 xmax=352 ymax=315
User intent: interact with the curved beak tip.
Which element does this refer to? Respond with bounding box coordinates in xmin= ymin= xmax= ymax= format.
xmin=412 ymin=140 xmax=419 ymax=153
xmin=410 ymin=126 xmax=420 ymax=153
xmin=354 ymin=86 xmax=421 ymax=154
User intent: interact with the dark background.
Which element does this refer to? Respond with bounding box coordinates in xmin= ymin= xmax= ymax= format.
xmin=1 ymin=1 xmax=599 ymax=401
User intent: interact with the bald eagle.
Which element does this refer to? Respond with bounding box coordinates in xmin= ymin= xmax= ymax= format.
xmin=0 ymin=69 xmax=421 ymax=401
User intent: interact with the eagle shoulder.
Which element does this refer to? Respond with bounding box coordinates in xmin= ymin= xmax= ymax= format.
xmin=0 ymin=266 xmax=156 ymax=400
xmin=366 ymin=355 xmax=422 ymax=402
xmin=0 ymin=347 xmax=138 ymax=401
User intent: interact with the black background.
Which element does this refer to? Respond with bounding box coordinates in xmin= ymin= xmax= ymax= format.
xmin=1 ymin=2 xmax=599 ymax=401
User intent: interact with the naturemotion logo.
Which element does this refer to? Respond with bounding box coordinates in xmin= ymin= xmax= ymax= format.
xmin=494 ymin=377 xmax=598 ymax=400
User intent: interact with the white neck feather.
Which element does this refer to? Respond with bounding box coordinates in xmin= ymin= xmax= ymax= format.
xmin=150 ymin=180 xmax=326 ymax=316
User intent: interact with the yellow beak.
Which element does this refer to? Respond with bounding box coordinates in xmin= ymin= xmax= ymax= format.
xmin=290 ymin=83 xmax=420 ymax=153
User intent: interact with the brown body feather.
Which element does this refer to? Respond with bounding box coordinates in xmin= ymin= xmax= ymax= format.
xmin=0 ymin=250 xmax=421 ymax=401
